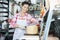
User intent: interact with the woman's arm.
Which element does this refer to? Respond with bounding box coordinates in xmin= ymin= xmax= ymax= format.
xmin=9 ymin=14 xmax=19 ymax=28
xmin=9 ymin=14 xmax=25 ymax=29
xmin=27 ymin=14 xmax=39 ymax=26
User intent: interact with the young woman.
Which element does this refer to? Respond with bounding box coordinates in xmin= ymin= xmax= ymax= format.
xmin=9 ymin=1 xmax=38 ymax=40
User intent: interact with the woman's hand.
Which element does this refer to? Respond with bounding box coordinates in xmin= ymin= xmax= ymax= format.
xmin=15 ymin=24 xmax=21 ymax=28
xmin=15 ymin=24 xmax=26 ymax=29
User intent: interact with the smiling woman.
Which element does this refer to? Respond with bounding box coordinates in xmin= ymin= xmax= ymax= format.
xmin=9 ymin=1 xmax=39 ymax=40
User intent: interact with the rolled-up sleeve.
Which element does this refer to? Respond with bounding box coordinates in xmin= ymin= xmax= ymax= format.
xmin=9 ymin=15 xmax=17 ymax=28
xmin=28 ymin=14 xmax=38 ymax=23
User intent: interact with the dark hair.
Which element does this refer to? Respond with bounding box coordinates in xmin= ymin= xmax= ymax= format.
xmin=22 ymin=1 xmax=31 ymax=6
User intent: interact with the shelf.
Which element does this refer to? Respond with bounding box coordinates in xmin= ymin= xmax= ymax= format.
xmin=0 ymin=2 xmax=8 ymax=5
xmin=0 ymin=11 xmax=8 ymax=13
xmin=0 ymin=16 xmax=8 ymax=17
xmin=0 ymin=29 xmax=7 ymax=33
xmin=0 ymin=7 xmax=8 ymax=9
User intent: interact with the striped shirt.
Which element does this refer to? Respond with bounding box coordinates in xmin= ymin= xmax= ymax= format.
xmin=9 ymin=13 xmax=37 ymax=28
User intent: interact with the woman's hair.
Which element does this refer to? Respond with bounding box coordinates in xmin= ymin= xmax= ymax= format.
xmin=22 ymin=1 xmax=31 ymax=6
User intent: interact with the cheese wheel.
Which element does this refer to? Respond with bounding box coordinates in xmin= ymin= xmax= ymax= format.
xmin=26 ymin=25 xmax=38 ymax=34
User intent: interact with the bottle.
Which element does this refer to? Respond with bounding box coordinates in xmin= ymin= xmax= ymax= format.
xmin=2 ymin=21 xmax=7 ymax=29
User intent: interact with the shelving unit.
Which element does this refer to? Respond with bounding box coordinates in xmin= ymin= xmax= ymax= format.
xmin=0 ymin=0 xmax=9 ymax=35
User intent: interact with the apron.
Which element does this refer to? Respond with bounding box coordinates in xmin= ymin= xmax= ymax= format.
xmin=13 ymin=17 xmax=27 ymax=40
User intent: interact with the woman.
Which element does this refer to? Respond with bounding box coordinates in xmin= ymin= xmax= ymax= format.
xmin=9 ymin=1 xmax=38 ymax=40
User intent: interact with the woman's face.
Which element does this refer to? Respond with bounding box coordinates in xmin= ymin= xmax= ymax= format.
xmin=22 ymin=4 xmax=29 ymax=13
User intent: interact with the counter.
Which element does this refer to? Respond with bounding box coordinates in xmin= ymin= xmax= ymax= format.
xmin=19 ymin=34 xmax=39 ymax=40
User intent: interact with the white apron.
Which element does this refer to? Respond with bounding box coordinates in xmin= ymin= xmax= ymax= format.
xmin=13 ymin=17 xmax=27 ymax=40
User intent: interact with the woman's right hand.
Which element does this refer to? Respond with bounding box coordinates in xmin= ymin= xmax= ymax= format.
xmin=15 ymin=24 xmax=20 ymax=28
xmin=15 ymin=24 xmax=26 ymax=29
xmin=15 ymin=24 xmax=23 ymax=28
